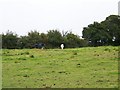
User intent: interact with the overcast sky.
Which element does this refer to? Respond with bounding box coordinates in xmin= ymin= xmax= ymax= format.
xmin=0 ymin=0 xmax=119 ymax=36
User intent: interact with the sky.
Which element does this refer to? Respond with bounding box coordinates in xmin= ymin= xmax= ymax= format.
xmin=0 ymin=0 xmax=119 ymax=36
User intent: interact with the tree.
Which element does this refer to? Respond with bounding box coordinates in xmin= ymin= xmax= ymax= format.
xmin=2 ymin=30 xmax=18 ymax=49
xmin=47 ymin=30 xmax=63 ymax=48
xmin=39 ymin=33 xmax=48 ymax=45
xmin=82 ymin=22 xmax=107 ymax=46
xmin=82 ymin=15 xmax=120 ymax=46
xmin=17 ymin=36 xmax=29 ymax=48
xmin=17 ymin=31 xmax=41 ymax=48
xmin=27 ymin=31 xmax=41 ymax=47
xmin=101 ymin=15 xmax=120 ymax=45
xmin=64 ymin=32 xmax=87 ymax=48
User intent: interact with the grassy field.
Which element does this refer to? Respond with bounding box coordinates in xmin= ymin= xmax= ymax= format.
xmin=2 ymin=46 xmax=119 ymax=88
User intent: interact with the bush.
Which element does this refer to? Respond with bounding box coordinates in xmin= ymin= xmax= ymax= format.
xmin=18 ymin=57 xmax=26 ymax=60
xmin=73 ymin=52 xmax=77 ymax=55
xmin=20 ymin=52 xmax=29 ymax=55
xmin=25 ymin=52 xmax=29 ymax=55
xmin=104 ymin=48 xmax=111 ymax=52
xmin=30 ymin=55 xmax=34 ymax=58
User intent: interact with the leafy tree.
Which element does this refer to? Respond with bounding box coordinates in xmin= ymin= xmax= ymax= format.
xmin=83 ymin=22 xmax=111 ymax=46
xmin=64 ymin=32 xmax=87 ymax=48
xmin=17 ymin=36 xmax=30 ymax=48
xmin=101 ymin=15 xmax=120 ymax=45
xmin=27 ymin=31 xmax=41 ymax=46
xmin=65 ymin=32 xmax=79 ymax=48
xmin=2 ymin=30 xmax=18 ymax=49
xmin=17 ymin=31 xmax=41 ymax=48
xmin=82 ymin=15 xmax=120 ymax=46
xmin=47 ymin=30 xmax=63 ymax=48
xmin=39 ymin=33 xmax=48 ymax=45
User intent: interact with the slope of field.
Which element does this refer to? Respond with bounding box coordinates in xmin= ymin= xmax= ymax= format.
xmin=2 ymin=46 xmax=119 ymax=88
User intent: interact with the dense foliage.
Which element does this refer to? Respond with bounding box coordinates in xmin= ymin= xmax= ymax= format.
xmin=82 ymin=15 xmax=120 ymax=46
xmin=2 ymin=15 xmax=120 ymax=49
xmin=2 ymin=30 xmax=87 ymax=49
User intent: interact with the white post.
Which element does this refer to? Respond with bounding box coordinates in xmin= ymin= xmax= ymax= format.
xmin=60 ymin=44 xmax=64 ymax=49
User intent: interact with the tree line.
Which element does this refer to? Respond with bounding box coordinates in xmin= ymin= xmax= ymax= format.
xmin=1 ymin=30 xmax=87 ymax=49
xmin=1 ymin=15 xmax=120 ymax=49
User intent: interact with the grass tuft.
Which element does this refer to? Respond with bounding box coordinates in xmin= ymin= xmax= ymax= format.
xmin=30 ymin=55 xmax=34 ymax=58
xmin=18 ymin=57 xmax=26 ymax=60
xmin=104 ymin=48 xmax=111 ymax=52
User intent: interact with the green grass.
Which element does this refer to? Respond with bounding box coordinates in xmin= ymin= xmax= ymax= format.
xmin=2 ymin=46 xmax=119 ymax=88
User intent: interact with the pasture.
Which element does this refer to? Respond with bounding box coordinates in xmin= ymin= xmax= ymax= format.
xmin=2 ymin=46 xmax=119 ymax=88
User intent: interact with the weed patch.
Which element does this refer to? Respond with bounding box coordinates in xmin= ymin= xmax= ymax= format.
xmin=18 ymin=57 xmax=26 ymax=60
xmin=29 ymin=55 xmax=34 ymax=58
xmin=104 ymin=48 xmax=111 ymax=52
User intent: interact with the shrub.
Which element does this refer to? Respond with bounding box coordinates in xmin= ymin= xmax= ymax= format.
xmin=20 ymin=52 xmax=29 ymax=55
xmin=23 ymin=74 xmax=29 ymax=77
xmin=25 ymin=52 xmax=29 ymax=55
xmin=73 ymin=52 xmax=77 ymax=55
xmin=30 ymin=55 xmax=34 ymax=58
xmin=14 ymin=61 xmax=21 ymax=63
xmin=104 ymin=48 xmax=111 ymax=52
xmin=18 ymin=57 xmax=26 ymax=60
